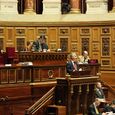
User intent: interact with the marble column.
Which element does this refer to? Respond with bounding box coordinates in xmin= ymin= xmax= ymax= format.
xmin=24 ymin=0 xmax=36 ymax=14
xmin=111 ymin=0 xmax=115 ymax=12
xmin=86 ymin=0 xmax=108 ymax=14
xmin=70 ymin=0 xmax=81 ymax=13
xmin=0 ymin=0 xmax=18 ymax=14
xmin=43 ymin=0 xmax=61 ymax=14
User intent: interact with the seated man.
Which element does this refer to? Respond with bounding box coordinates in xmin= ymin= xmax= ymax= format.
xmin=88 ymin=98 xmax=107 ymax=115
xmin=66 ymin=52 xmax=78 ymax=75
xmin=95 ymin=82 xmax=105 ymax=101
xmin=104 ymin=100 xmax=115 ymax=113
xmin=79 ymin=50 xmax=90 ymax=64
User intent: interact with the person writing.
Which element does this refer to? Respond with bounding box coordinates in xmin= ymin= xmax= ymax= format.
xmin=32 ymin=35 xmax=49 ymax=52
xmin=88 ymin=98 xmax=107 ymax=115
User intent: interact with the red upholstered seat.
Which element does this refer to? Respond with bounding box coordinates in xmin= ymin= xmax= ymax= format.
xmin=6 ymin=47 xmax=15 ymax=59
xmin=0 ymin=54 xmax=4 ymax=65
xmin=6 ymin=47 xmax=15 ymax=64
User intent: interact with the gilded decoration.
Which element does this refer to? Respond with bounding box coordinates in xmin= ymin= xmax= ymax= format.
xmin=71 ymin=43 xmax=78 ymax=51
xmin=101 ymin=27 xmax=111 ymax=35
xmin=59 ymin=28 xmax=70 ymax=36
xmin=16 ymin=29 xmax=26 ymax=36
xmin=101 ymin=60 xmax=110 ymax=66
xmin=50 ymin=43 xmax=56 ymax=51
xmin=80 ymin=28 xmax=90 ymax=35
xmin=37 ymin=28 xmax=48 ymax=35
xmin=92 ymin=43 xmax=99 ymax=51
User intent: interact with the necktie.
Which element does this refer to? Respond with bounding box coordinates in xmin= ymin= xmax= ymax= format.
xmin=73 ymin=62 xmax=77 ymax=70
xmin=95 ymin=106 xmax=99 ymax=114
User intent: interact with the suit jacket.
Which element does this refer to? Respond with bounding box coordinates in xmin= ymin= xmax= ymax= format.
xmin=95 ymin=88 xmax=105 ymax=99
xmin=88 ymin=103 xmax=102 ymax=115
xmin=41 ymin=43 xmax=48 ymax=50
xmin=66 ymin=61 xmax=77 ymax=75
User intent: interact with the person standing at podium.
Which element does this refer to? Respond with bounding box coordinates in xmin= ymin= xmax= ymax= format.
xmin=66 ymin=52 xmax=78 ymax=75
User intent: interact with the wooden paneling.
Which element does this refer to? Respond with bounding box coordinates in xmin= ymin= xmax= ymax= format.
xmin=71 ymin=27 xmax=79 ymax=42
xmin=112 ymin=53 xmax=115 ymax=67
xmin=101 ymin=71 xmax=115 ymax=87
xmin=0 ymin=24 xmax=115 ymax=71
xmin=92 ymin=27 xmax=100 ymax=42
xmin=26 ymin=28 xmax=36 ymax=42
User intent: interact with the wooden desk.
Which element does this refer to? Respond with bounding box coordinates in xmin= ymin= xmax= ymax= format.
xmin=15 ymin=52 xmax=68 ymax=66
xmin=55 ymin=76 xmax=100 ymax=115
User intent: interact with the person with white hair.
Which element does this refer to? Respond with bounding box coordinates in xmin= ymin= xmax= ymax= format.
xmin=79 ymin=50 xmax=90 ymax=64
xmin=66 ymin=52 xmax=78 ymax=75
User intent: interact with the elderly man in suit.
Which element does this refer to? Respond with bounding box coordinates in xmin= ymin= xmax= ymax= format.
xmin=79 ymin=50 xmax=90 ymax=64
xmin=66 ymin=52 xmax=78 ymax=75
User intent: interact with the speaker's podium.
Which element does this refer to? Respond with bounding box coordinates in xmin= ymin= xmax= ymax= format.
xmin=47 ymin=105 xmax=66 ymax=115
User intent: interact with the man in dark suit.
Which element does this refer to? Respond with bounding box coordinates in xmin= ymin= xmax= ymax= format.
xmin=66 ymin=52 xmax=78 ymax=75
xmin=33 ymin=35 xmax=48 ymax=52
xmin=95 ymin=82 xmax=105 ymax=99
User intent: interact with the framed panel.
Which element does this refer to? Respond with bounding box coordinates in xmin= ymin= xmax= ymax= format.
xmin=16 ymin=69 xmax=24 ymax=83
xmin=80 ymin=27 xmax=91 ymax=36
xmin=91 ymin=52 xmax=100 ymax=62
xmin=0 ymin=69 xmax=8 ymax=84
xmin=80 ymin=37 xmax=90 ymax=54
xmin=16 ymin=37 xmax=25 ymax=51
xmin=101 ymin=27 xmax=111 ymax=35
xmin=60 ymin=37 xmax=68 ymax=52
xmin=27 ymin=27 xmax=36 ymax=41
xmin=6 ymin=27 xmax=14 ymax=41
xmin=112 ymin=53 xmax=115 ymax=67
xmin=71 ymin=43 xmax=78 ymax=52
xmin=0 ymin=37 xmax=4 ymax=50
xmin=59 ymin=27 xmax=70 ymax=36
xmin=71 ymin=27 xmax=79 ymax=42
xmin=111 ymin=27 xmax=115 ymax=41
xmin=0 ymin=27 xmax=5 ymax=36
xmin=112 ymin=43 xmax=115 ymax=52
xmin=92 ymin=27 xmax=100 ymax=41
xmin=101 ymin=59 xmax=111 ymax=67
xmin=37 ymin=27 xmax=48 ymax=36
xmin=92 ymin=43 xmax=100 ymax=52
xmin=48 ymin=27 xmax=58 ymax=42
xmin=33 ymin=68 xmax=40 ymax=82
xmin=49 ymin=43 xmax=57 ymax=51
xmin=101 ymin=37 xmax=111 ymax=57
xmin=9 ymin=69 xmax=16 ymax=83
xmin=40 ymin=68 xmax=59 ymax=81
xmin=15 ymin=27 xmax=26 ymax=36
xmin=24 ymin=68 xmax=31 ymax=82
